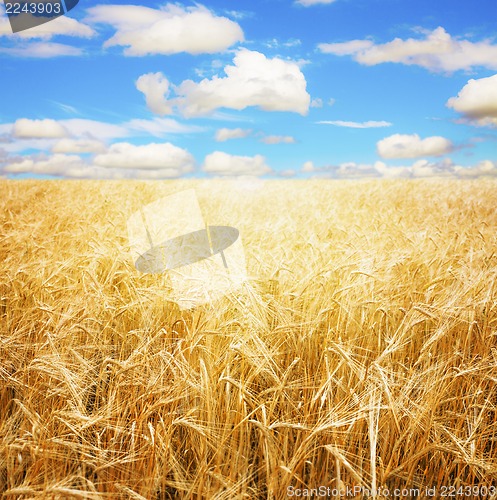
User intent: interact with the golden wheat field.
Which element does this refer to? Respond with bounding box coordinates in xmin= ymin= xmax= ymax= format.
xmin=1 ymin=179 xmax=497 ymax=499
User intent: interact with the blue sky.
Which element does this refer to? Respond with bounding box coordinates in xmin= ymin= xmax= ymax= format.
xmin=0 ymin=0 xmax=496 ymax=179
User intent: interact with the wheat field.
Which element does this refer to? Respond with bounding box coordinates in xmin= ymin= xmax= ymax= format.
xmin=1 ymin=179 xmax=497 ymax=498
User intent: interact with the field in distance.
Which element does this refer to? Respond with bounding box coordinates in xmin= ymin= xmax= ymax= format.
xmin=1 ymin=179 xmax=496 ymax=497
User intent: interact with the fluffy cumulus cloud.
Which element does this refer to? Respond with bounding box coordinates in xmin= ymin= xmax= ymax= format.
xmin=136 ymin=73 xmax=173 ymax=115
xmin=215 ymin=128 xmax=251 ymax=142
xmin=13 ymin=119 xmax=68 ymax=138
xmin=377 ymin=133 xmax=454 ymax=159
xmin=203 ymin=151 xmax=271 ymax=176
xmin=317 ymin=120 xmax=392 ymax=128
xmin=318 ymin=27 xmax=497 ymax=72
xmin=93 ymin=142 xmax=194 ymax=174
xmin=447 ymin=74 xmax=497 ymax=127
xmin=136 ymin=49 xmax=310 ymax=117
xmin=260 ymin=135 xmax=296 ymax=144
xmin=85 ymin=4 xmax=243 ymax=55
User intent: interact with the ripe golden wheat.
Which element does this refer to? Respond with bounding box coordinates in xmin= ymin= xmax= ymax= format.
xmin=1 ymin=179 xmax=496 ymax=498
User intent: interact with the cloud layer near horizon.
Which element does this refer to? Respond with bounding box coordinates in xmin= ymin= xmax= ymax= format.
xmin=203 ymin=151 xmax=271 ymax=176
xmin=0 ymin=1 xmax=495 ymax=181
xmin=301 ymin=158 xmax=497 ymax=179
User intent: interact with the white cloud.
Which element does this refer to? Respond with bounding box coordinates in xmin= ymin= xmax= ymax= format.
xmin=410 ymin=158 xmax=455 ymax=177
xmin=136 ymin=73 xmax=173 ymax=115
xmin=299 ymin=158 xmax=497 ymax=179
xmin=260 ymin=135 xmax=296 ymax=144
xmin=318 ymin=27 xmax=497 ymax=72
xmin=13 ymin=119 xmax=68 ymax=138
xmin=377 ymin=133 xmax=454 ymax=159
xmin=301 ymin=160 xmax=379 ymax=178
xmin=447 ymin=74 xmax=497 ymax=127
xmin=203 ymin=151 xmax=271 ymax=176
xmin=310 ymin=98 xmax=323 ymax=108
xmin=375 ymin=158 xmax=497 ymax=178
xmin=337 ymin=162 xmax=379 ymax=177
xmin=52 ymin=138 xmax=106 ymax=154
xmin=454 ymin=160 xmax=497 ymax=177
xmin=215 ymin=128 xmax=251 ymax=142
xmin=94 ymin=142 xmax=194 ymax=174
xmin=300 ymin=161 xmax=338 ymax=175
xmin=369 ymin=158 xmax=497 ymax=179
xmin=296 ymin=0 xmax=337 ymax=6
xmin=136 ymin=49 xmax=310 ymax=117
xmin=4 ymin=154 xmax=89 ymax=176
xmin=279 ymin=169 xmax=297 ymax=177
xmin=373 ymin=161 xmax=410 ymax=178
xmin=317 ymin=120 xmax=392 ymax=128
xmin=86 ymin=4 xmax=243 ymax=55
xmin=0 ymin=138 xmax=57 ymax=153
xmin=2 ymin=152 xmax=193 ymax=179
xmin=302 ymin=160 xmax=315 ymax=172
xmin=0 ymin=42 xmax=83 ymax=57
xmin=184 ymin=48 xmax=310 ymax=115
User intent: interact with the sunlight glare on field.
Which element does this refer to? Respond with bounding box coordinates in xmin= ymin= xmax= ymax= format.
xmin=127 ymin=188 xmax=248 ymax=309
